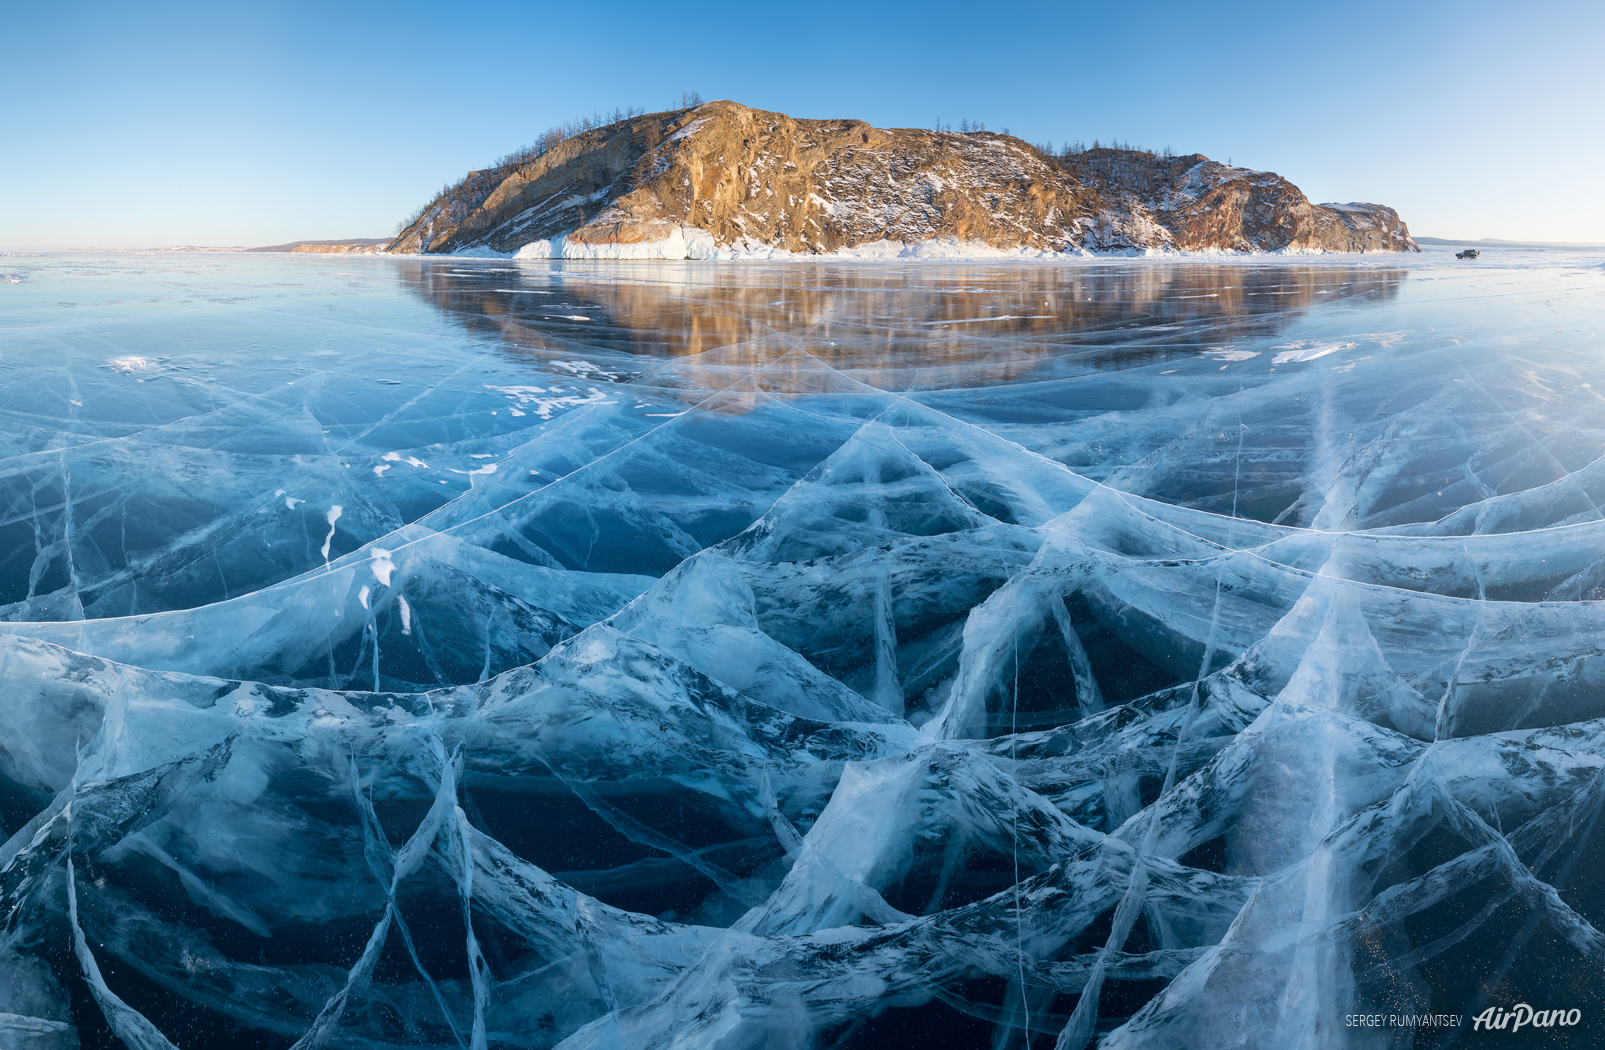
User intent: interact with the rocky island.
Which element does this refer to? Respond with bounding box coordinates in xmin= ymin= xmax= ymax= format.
xmin=387 ymin=100 xmax=1417 ymax=259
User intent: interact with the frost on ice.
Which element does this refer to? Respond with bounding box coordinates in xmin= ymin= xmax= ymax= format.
xmin=1 ymin=249 xmax=1604 ymax=1048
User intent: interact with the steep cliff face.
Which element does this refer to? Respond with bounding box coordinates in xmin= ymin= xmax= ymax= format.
xmin=389 ymin=101 xmax=1416 ymax=257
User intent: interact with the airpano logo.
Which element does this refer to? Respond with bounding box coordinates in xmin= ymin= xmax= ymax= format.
xmin=1472 ymin=1004 xmax=1581 ymax=1032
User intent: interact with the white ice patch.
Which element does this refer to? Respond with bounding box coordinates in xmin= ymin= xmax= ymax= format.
xmin=484 ymin=384 xmax=614 ymax=419
xmin=1204 ymin=348 xmax=1262 ymax=361
xmin=552 ymin=359 xmax=631 ymax=381
xmin=320 ymin=505 xmax=342 ymax=561
xmin=369 ymin=548 xmax=395 ymax=587
xmin=1271 ymin=340 xmax=1355 ymax=365
xmin=397 ymin=594 xmax=412 ymax=635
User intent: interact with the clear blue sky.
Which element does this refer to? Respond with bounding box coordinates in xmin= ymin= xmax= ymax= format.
xmin=4 ymin=0 xmax=1602 ymax=250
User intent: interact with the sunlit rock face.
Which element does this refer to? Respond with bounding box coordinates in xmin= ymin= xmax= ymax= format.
xmin=0 ymin=248 xmax=1601 ymax=1049
xmin=387 ymin=101 xmax=1418 ymax=258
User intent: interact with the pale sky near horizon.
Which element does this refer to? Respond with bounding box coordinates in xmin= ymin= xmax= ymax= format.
xmin=4 ymin=0 xmax=1602 ymax=251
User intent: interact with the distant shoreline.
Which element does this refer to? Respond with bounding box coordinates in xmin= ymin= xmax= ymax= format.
xmin=1414 ymin=236 xmax=1605 ymax=250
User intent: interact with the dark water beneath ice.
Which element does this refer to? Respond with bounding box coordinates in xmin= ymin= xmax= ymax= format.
xmin=1 ymin=248 xmax=1604 ymax=1049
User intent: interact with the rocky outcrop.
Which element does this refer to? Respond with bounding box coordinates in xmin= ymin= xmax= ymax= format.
xmin=1064 ymin=151 xmax=1416 ymax=253
xmin=389 ymin=101 xmax=1416 ymax=257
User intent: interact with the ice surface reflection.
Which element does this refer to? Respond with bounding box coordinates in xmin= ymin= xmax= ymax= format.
xmin=0 ymin=249 xmax=1603 ymax=1049
xmin=394 ymin=257 xmax=1409 ymax=385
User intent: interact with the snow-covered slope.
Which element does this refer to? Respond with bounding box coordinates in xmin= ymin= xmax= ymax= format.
xmin=389 ymin=101 xmax=1418 ymax=258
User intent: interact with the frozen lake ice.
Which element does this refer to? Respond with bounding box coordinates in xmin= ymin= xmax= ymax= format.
xmin=1 ymin=247 xmax=1604 ymax=1047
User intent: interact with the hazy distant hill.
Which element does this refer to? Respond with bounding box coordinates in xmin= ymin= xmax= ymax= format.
xmin=246 ymin=238 xmax=391 ymax=254
xmin=389 ymin=100 xmax=1418 ymax=258
xmin=1415 ymin=236 xmax=1605 ymax=250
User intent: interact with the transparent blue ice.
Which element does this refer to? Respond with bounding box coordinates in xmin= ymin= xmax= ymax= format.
xmin=1 ymin=248 xmax=1603 ymax=1048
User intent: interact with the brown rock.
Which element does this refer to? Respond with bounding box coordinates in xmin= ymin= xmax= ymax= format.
xmin=1066 ymin=149 xmax=1415 ymax=252
xmin=388 ymin=101 xmax=1416 ymax=256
